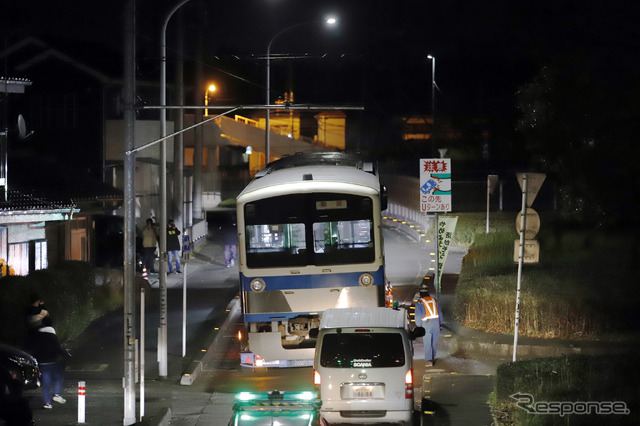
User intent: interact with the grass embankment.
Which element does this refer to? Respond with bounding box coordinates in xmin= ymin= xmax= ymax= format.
xmin=451 ymin=212 xmax=639 ymax=339
xmin=0 ymin=261 xmax=125 ymax=348
xmin=490 ymin=354 xmax=640 ymax=425
xmin=450 ymin=213 xmax=639 ymax=424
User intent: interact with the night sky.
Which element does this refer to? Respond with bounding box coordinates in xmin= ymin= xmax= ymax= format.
xmin=6 ymin=1 xmax=635 ymax=112
xmin=2 ymin=0 xmax=638 ymax=157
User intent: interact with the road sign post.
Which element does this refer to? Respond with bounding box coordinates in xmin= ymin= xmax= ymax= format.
xmin=486 ymin=175 xmax=498 ymax=233
xmin=419 ymin=159 xmax=452 ymax=213
xmin=420 ymin=159 xmax=452 ymax=299
xmin=182 ymin=233 xmax=190 ymax=357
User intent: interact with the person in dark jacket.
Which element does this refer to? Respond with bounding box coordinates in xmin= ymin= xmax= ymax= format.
xmin=24 ymin=293 xmax=49 ymax=340
xmin=28 ymin=317 xmax=67 ymax=409
xmin=167 ymin=219 xmax=182 ymax=274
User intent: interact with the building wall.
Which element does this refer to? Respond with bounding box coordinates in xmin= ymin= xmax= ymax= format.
xmin=315 ymin=111 xmax=346 ymax=150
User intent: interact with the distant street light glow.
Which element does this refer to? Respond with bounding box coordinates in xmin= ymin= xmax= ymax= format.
xmin=265 ymin=16 xmax=339 ymax=166
xmin=205 ymin=83 xmax=217 ymax=117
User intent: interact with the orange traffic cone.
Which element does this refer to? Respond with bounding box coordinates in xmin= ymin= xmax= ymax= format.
xmin=385 ymin=281 xmax=393 ymax=307
xmin=142 ymin=265 xmax=148 ymax=282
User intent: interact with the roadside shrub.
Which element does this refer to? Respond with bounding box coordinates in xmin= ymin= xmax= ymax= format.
xmin=0 ymin=261 xmax=123 ymax=347
xmin=492 ymin=354 xmax=639 ymax=425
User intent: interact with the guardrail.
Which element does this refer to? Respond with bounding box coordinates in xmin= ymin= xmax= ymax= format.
xmin=189 ymin=219 xmax=208 ymax=249
xmin=384 ymin=202 xmax=433 ymax=243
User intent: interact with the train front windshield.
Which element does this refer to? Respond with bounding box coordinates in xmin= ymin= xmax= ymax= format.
xmin=244 ymin=193 xmax=376 ymax=268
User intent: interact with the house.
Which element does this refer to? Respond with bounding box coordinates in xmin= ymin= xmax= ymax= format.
xmin=1 ymin=36 xmax=346 ymax=271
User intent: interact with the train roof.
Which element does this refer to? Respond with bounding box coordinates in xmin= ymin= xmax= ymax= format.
xmin=238 ymin=153 xmax=381 ymax=198
xmin=254 ymin=152 xmax=377 ymax=178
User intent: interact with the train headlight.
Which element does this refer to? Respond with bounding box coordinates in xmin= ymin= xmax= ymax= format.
xmin=250 ymin=278 xmax=266 ymax=292
xmin=358 ymin=273 xmax=374 ymax=287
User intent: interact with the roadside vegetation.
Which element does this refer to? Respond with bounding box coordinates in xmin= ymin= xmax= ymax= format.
xmin=451 ymin=212 xmax=639 ymax=339
xmin=489 ymin=354 xmax=640 ymax=425
xmin=0 ymin=261 xmax=126 ymax=348
xmin=451 ymin=212 xmax=639 ymax=424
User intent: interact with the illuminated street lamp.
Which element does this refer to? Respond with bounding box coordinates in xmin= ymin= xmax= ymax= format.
xmin=265 ymin=17 xmax=337 ymax=166
xmin=204 ymin=83 xmax=216 ymax=117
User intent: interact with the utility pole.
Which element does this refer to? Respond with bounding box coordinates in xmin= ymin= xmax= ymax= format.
xmin=193 ymin=34 xmax=204 ymax=221
xmin=159 ymin=0 xmax=191 ymax=379
xmin=173 ymin=10 xmax=185 ymax=235
xmin=122 ymin=0 xmax=137 ymax=423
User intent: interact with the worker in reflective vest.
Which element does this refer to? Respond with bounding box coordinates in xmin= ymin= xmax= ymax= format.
xmin=414 ymin=289 xmax=443 ymax=367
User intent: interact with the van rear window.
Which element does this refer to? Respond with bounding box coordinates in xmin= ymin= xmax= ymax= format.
xmin=320 ymin=333 xmax=405 ymax=368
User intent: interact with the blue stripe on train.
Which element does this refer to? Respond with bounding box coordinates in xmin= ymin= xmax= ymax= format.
xmin=240 ymin=266 xmax=384 ymax=291
xmin=245 ymin=311 xmax=323 ymax=322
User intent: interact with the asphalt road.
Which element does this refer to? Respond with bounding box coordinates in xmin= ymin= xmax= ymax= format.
xmin=20 ymin=225 xmax=496 ymax=426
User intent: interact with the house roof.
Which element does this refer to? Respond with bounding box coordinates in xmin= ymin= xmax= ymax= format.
xmin=0 ymin=36 xmax=121 ymax=84
xmin=0 ymin=155 xmax=122 ymax=215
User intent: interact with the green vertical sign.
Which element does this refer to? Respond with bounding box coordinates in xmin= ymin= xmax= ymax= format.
xmin=438 ymin=216 xmax=458 ymax=281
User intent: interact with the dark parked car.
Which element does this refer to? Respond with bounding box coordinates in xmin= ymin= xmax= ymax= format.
xmin=0 ymin=343 xmax=40 ymax=391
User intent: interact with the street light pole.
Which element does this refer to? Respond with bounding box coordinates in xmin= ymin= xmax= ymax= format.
xmin=159 ymin=0 xmax=191 ymax=379
xmin=204 ymin=84 xmax=216 ymax=117
xmin=122 ymin=0 xmax=136 ymax=423
xmin=427 ymin=54 xmax=436 ymax=157
xmin=265 ymin=17 xmax=336 ymax=167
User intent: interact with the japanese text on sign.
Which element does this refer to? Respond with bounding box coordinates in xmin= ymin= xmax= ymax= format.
xmin=420 ymin=158 xmax=452 ymax=212
xmin=437 ymin=216 xmax=458 ymax=279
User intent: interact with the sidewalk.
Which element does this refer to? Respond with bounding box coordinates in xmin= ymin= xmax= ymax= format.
xmin=143 ymin=238 xmax=231 ymax=289
xmin=25 ymin=238 xmax=237 ymax=426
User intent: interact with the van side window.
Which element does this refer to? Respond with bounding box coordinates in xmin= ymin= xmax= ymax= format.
xmin=320 ymin=333 xmax=405 ymax=368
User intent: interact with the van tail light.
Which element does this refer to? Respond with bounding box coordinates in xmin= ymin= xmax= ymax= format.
xmin=255 ymin=356 xmax=264 ymax=367
xmin=405 ymin=369 xmax=413 ymax=399
xmin=313 ymin=369 xmax=321 ymax=398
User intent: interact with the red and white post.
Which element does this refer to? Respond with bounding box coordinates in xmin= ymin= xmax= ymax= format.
xmin=78 ymin=381 xmax=86 ymax=423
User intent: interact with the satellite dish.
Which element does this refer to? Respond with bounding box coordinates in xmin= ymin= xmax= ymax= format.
xmin=17 ymin=114 xmax=34 ymax=139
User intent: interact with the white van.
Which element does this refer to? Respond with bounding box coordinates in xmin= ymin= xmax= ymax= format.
xmin=311 ymin=307 xmax=425 ymax=425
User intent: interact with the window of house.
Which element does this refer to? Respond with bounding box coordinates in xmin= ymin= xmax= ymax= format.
xmin=34 ymin=240 xmax=48 ymax=271
xmin=0 ymin=227 xmax=7 ymax=269
xmin=9 ymin=242 xmax=29 ymax=276
xmin=6 ymin=240 xmax=47 ymax=276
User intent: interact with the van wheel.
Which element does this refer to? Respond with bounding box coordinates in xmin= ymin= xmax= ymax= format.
xmin=411 ymin=410 xmax=422 ymax=426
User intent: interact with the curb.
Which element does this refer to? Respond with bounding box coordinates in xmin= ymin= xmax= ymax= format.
xmin=440 ymin=324 xmax=637 ymax=360
xmin=140 ymin=407 xmax=172 ymax=426
xmin=180 ymin=297 xmax=241 ymax=385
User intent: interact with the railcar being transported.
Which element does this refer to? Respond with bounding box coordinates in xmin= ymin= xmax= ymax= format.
xmin=236 ymin=152 xmax=388 ymax=367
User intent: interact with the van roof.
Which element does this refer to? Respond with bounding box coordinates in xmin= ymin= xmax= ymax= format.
xmin=319 ymin=307 xmax=408 ymax=330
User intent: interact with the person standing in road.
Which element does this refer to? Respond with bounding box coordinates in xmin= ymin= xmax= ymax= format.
xmin=167 ymin=219 xmax=182 ymax=274
xmin=414 ymin=288 xmax=443 ymax=367
xmin=222 ymin=215 xmax=238 ymax=268
xmin=142 ymin=218 xmax=158 ymax=273
xmin=28 ymin=316 xmax=67 ymax=410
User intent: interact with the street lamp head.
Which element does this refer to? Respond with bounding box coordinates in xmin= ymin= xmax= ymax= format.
xmin=207 ymin=84 xmax=216 ymax=93
xmin=427 ymin=54 xmax=434 ymax=60
xmin=325 ymin=17 xmax=337 ymax=26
